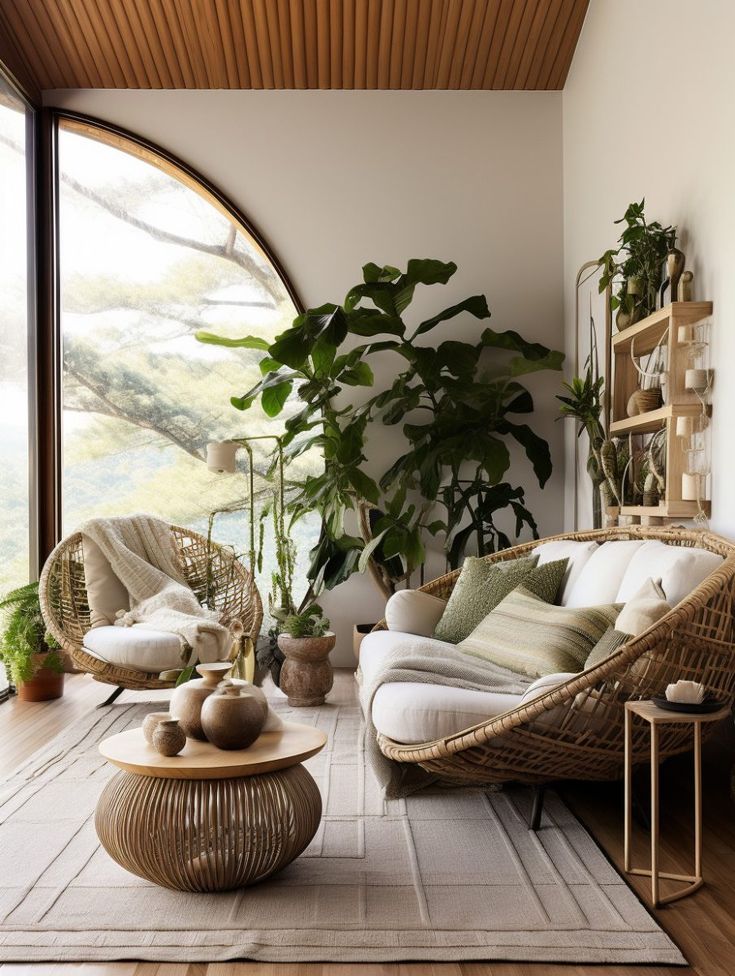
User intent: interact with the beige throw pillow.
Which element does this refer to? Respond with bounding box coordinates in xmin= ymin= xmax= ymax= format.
xmin=385 ymin=589 xmax=447 ymax=637
xmin=458 ymin=586 xmax=620 ymax=678
xmin=615 ymin=577 xmax=670 ymax=636
xmin=82 ymin=535 xmax=130 ymax=628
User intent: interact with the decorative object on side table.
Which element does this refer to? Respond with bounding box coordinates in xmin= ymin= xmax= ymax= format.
xmin=96 ymin=722 xmax=326 ymax=891
xmin=276 ymin=604 xmax=335 ymax=707
xmin=624 ymin=697 xmax=730 ymax=907
xmin=200 ymin=683 xmax=266 ymax=749
xmin=169 ymin=661 xmax=232 ymax=739
xmin=142 ymin=710 xmax=172 ymax=744
xmin=0 ymin=582 xmax=65 ymax=702
xmin=152 ymin=718 xmax=186 ymax=757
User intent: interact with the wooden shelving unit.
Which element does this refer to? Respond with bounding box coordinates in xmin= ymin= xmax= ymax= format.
xmin=611 ymin=302 xmax=712 ymax=523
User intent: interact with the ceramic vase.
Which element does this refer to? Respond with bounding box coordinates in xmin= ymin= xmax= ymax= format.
xmin=142 ymin=710 xmax=172 ymax=744
xmin=169 ymin=661 xmax=231 ymax=740
xmin=219 ymin=678 xmax=269 ymax=722
xmin=200 ymin=685 xmax=266 ymax=750
xmin=152 ymin=719 xmax=186 ymax=757
xmin=277 ymin=632 xmax=336 ymax=707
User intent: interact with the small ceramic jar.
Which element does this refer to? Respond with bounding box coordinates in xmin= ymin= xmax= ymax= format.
xmin=152 ymin=718 xmax=186 ymax=757
xmin=142 ymin=710 xmax=172 ymax=745
xmin=200 ymin=685 xmax=266 ymax=750
xmin=169 ymin=661 xmax=231 ymax=740
xmin=219 ymin=678 xmax=269 ymax=722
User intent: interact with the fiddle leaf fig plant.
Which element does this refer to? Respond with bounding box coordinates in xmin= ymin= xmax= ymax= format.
xmin=197 ymin=259 xmax=563 ymax=592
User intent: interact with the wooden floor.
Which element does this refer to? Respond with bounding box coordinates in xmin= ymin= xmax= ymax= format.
xmin=1 ymin=670 xmax=734 ymax=976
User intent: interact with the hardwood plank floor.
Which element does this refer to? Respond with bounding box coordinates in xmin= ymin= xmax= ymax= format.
xmin=1 ymin=670 xmax=733 ymax=975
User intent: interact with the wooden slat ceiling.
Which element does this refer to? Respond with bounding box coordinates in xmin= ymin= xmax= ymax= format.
xmin=0 ymin=0 xmax=589 ymax=99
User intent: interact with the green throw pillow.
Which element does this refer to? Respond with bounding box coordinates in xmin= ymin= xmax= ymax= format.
xmin=585 ymin=627 xmax=632 ymax=669
xmin=458 ymin=585 xmax=621 ymax=677
xmin=433 ymin=555 xmax=567 ymax=645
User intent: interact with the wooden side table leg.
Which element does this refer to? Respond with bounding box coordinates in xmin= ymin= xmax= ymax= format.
xmin=694 ymin=721 xmax=702 ymax=882
xmin=650 ymin=722 xmax=660 ymax=907
xmin=624 ymin=708 xmax=633 ymax=872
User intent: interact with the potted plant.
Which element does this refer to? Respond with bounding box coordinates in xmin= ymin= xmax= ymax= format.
xmin=273 ymin=604 xmax=334 ymax=707
xmin=0 ymin=582 xmax=65 ymax=702
xmin=197 ymin=259 xmax=563 ymax=597
xmin=599 ymin=199 xmax=677 ymax=328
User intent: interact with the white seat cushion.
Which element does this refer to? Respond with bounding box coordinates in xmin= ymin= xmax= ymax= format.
xmin=615 ymin=540 xmax=723 ymax=606
xmin=371 ymin=681 xmax=523 ymax=744
xmin=359 ymin=630 xmax=523 ymax=744
xmin=83 ymin=625 xmax=224 ymax=674
xmin=534 ymin=540 xmax=599 ymax=605
xmin=564 ymin=540 xmax=646 ymax=607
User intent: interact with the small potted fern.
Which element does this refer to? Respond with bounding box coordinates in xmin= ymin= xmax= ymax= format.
xmin=274 ymin=604 xmax=334 ymax=707
xmin=0 ymin=582 xmax=65 ymax=702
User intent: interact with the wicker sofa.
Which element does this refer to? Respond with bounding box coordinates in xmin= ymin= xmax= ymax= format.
xmin=368 ymin=526 xmax=735 ymax=789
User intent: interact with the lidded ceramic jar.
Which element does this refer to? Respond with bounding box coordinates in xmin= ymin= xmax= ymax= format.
xmin=219 ymin=678 xmax=269 ymax=722
xmin=169 ymin=662 xmax=231 ymax=740
xmin=152 ymin=718 xmax=186 ymax=757
xmin=200 ymin=684 xmax=266 ymax=750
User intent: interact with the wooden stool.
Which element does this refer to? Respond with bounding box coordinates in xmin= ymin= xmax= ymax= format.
xmin=624 ymin=699 xmax=730 ymax=907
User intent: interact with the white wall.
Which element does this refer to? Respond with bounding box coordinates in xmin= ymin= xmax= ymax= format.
xmin=46 ymin=89 xmax=565 ymax=664
xmin=563 ymin=0 xmax=735 ymax=534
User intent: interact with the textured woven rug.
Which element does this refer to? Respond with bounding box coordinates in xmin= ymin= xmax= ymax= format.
xmin=0 ymin=695 xmax=684 ymax=964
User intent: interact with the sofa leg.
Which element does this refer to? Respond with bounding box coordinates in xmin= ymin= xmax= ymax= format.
xmin=530 ymin=785 xmax=546 ymax=831
xmin=97 ymin=686 xmax=124 ymax=708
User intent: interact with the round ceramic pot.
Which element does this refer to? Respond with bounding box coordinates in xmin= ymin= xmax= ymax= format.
xmin=219 ymin=678 xmax=269 ymax=722
xmin=169 ymin=662 xmax=231 ymax=740
xmin=277 ymin=632 xmax=335 ymax=707
xmin=17 ymin=654 xmax=64 ymax=702
xmin=142 ymin=711 xmax=172 ymax=745
xmin=200 ymin=685 xmax=265 ymax=750
xmin=152 ymin=719 xmax=186 ymax=757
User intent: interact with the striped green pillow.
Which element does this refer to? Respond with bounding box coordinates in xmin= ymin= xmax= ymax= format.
xmin=433 ymin=555 xmax=567 ymax=645
xmin=585 ymin=628 xmax=632 ymax=669
xmin=458 ymin=585 xmax=621 ymax=677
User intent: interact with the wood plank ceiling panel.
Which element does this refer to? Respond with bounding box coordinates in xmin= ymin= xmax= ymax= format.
xmin=0 ymin=0 xmax=589 ymax=98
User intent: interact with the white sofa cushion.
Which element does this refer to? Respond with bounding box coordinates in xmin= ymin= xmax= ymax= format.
xmin=519 ymin=671 xmax=577 ymax=705
xmin=615 ymin=540 xmax=723 ymax=606
xmin=371 ymin=681 xmax=523 ymax=744
xmin=534 ymin=540 xmax=598 ymax=605
xmin=385 ymin=589 xmax=447 ymax=637
xmin=564 ymin=540 xmax=646 ymax=607
xmin=84 ymin=625 xmax=225 ymax=673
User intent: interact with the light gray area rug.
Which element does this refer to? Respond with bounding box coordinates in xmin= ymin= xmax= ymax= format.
xmin=0 ymin=697 xmax=685 ymax=965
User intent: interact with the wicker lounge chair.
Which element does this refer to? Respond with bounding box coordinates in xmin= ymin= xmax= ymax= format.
xmin=374 ymin=526 xmax=735 ymax=797
xmin=40 ymin=525 xmax=262 ymax=701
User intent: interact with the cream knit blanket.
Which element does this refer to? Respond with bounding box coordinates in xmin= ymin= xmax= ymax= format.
xmin=358 ymin=638 xmax=529 ymax=798
xmin=81 ymin=514 xmax=231 ymax=666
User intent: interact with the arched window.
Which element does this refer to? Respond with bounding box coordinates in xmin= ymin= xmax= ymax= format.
xmin=58 ymin=116 xmax=317 ymax=600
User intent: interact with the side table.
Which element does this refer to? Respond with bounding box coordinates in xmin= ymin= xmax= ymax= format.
xmin=97 ymin=721 xmax=326 ymax=892
xmin=624 ymin=699 xmax=730 ymax=907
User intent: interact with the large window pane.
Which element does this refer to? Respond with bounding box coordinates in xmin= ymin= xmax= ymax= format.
xmin=0 ymin=81 xmax=34 ymax=699
xmin=58 ymin=121 xmax=318 ymax=610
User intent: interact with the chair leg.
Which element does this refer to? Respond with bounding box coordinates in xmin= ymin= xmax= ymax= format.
xmin=530 ymin=785 xmax=546 ymax=831
xmin=97 ymin=686 xmax=125 ymax=708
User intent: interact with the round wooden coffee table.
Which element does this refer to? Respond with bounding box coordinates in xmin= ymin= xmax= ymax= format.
xmin=96 ymin=721 xmax=326 ymax=892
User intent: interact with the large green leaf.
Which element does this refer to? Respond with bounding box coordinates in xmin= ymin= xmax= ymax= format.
xmin=414 ymin=295 xmax=490 ymax=337
xmin=479 ymin=327 xmax=557 ymax=362
xmin=348 ymin=467 xmax=380 ymax=504
xmin=261 ymin=380 xmax=293 ymax=417
xmin=508 ymin=349 xmax=565 ymax=376
xmin=499 ymin=420 xmax=553 ymax=487
xmin=195 ymin=331 xmax=269 ymax=350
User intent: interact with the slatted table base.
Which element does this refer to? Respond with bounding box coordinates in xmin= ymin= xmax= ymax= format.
xmin=95 ymin=763 xmax=322 ymax=892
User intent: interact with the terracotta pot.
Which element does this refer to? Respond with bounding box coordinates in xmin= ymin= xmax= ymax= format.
xmin=169 ymin=661 xmax=231 ymax=740
xmin=278 ymin=632 xmax=335 ymax=707
xmin=152 ymin=718 xmax=186 ymax=757
xmin=17 ymin=655 xmax=64 ymax=702
xmin=200 ymin=685 xmax=265 ymax=750
xmin=142 ymin=710 xmax=172 ymax=745
xmin=353 ymin=624 xmax=375 ymax=663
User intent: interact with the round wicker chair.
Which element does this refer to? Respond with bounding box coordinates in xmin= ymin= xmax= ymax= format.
xmin=374 ymin=525 xmax=735 ymax=788
xmin=40 ymin=525 xmax=263 ymax=694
